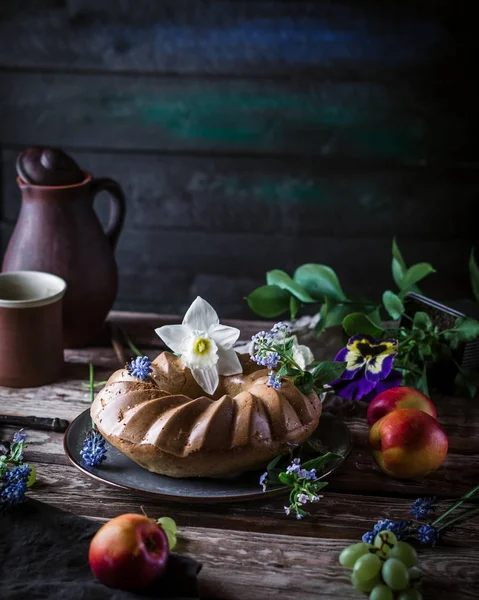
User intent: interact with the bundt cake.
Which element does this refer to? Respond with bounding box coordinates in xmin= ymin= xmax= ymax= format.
xmin=91 ymin=351 xmax=322 ymax=478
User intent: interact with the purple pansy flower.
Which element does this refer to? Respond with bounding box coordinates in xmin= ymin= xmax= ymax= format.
xmin=331 ymin=335 xmax=402 ymax=401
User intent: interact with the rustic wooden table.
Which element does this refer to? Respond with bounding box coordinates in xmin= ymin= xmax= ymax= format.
xmin=1 ymin=312 xmax=478 ymax=600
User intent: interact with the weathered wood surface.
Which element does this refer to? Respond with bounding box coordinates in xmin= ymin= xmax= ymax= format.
xmin=0 ymin=1 xmax=474 ymax=78
xmin=1 ymin=70 xmax=476 ymax=161
xmin=1 ymin=312 xmax=478 ymax=598
xmin=1 ymin=1 xmax=478 ymax=317
xmin=4 ymin=150 xmax=478 ymax=236
xmin=2 ymin=219 xmax=474 ymax=317
xmin=2 ymin=149 xmax=477 ymax=316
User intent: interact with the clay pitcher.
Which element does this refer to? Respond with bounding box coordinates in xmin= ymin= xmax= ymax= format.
xmin=2 ymin=147 xmax=126 ymax=347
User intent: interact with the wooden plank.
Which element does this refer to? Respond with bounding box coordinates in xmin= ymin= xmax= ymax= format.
xmin=2 ymin=222 xmax=475 ymax=315
xmin=180 ymin=528 xmax=479 ymax=600
xmin=0 ymin=71 xmax=477 ymax=161
xmin=3 ymin=150 xmax=478 ymax=239
xmin=114 ymin=231 xmax=476 ymax=302
xmin=186 ymin=529 xmax=479 ymax=600
xmin=3 ymin=456 xmax=476 ymax=544
xmin=4 ymin=460 xmax=479 ymax=600
xmin=3 ymin=149 xmax=477 ymax=314
xmin=0 ymin=1 xmax=470 ymax=78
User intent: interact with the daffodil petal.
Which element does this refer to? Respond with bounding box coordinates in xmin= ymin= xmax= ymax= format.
xmin=217 ymin=348 xmax=242 ymax=376
xmin=183 ymin=296 xmax=219 ymax=331
xmin=155 ymin=324 xmax=190 ymax=353
xmin=191 ymin=366 xmax=219 ymax=395
xmin=208 ymin=324 xmax=240 ymax=349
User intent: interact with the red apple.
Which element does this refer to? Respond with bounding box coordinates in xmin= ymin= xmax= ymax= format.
xmin=369 ymin=408 xmax=448 ymax=479
xmin=89 ymin=513 xmax=169 ymax=591
xmin=367 ymin=386 xmax=437 ymax=427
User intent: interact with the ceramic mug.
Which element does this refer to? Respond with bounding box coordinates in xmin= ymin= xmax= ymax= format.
xmin=0 ymin=271 xmax=67 ymax=387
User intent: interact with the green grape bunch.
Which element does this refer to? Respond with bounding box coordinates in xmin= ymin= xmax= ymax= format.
xmin=339 ymin=530 xmax=422 ymax=600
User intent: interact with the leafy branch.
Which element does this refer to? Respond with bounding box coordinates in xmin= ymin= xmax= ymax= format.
xmin=246 ymin=238 xmax=479 ymax=398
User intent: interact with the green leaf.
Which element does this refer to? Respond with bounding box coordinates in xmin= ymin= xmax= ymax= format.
xmin=400 ymin=263 xmax=436 ymax=293
xmin=328 ymin=304 xmax=369 ymax=328
xmin=266 ymin=453 xmax=288 ymax=484
xmin=246 ymin=285 xmax=290 ymax=318
xmin=294 ymin=264 xmax=347 ymax=302
xmin=311 ymin=361 xmax=346 ymax=387
xmin=293 ymin=371 xmax=315 ymax=395
xmin=455 ymin=365 xmax=479 ymax=398
xmin=415 ymin=365 xmax=429 ymax=396
xmin=454 ymin=316 xmax=479 ymax=341
xmin=392 ymin=257 xmax=405 ymax=290
xmin=278 ymin=472 xmax=296 ymax=486
xmin=392 ymin=237 xmax=407 ymax=271
xmin=382 ymin=290 xmax=405 ymax=320
xmin=444 ymin=317 xmax=479 ymax=348
xmin=367 ymin=307 xmax=382 ymax=327
xmin=284 ymin=338 xmax=295 ymax=352
xmin=302 ymin=451 xmax=343 ymax=472
xmin=391 ymin=238 xmax=424 ymax=294
xmin=276 ymin=364 xmax=298 ymax=378
xmin=305 ymin=438 xmax=329 ymax=455
xmin=413 ymin=311 xmax=433 ymax=331
xmin=266 ymin=269 xmax=316 ymax=303
xmin=419 ymin=343 xmax=432 ymax=358
xmin=26 ymin=465 xmax=37 ymax=488
xmin=392 ymin=238 xmax=407 ymax=288
xmin=342 ymin=313 xmax=384 ymax=338
xmin=267 ymin=453 xmax=285 ymax=472
xmin=411 ymin=328 xmax=426 ymax=341
xmin=469 ymin=249 xmax=479 ymax=304
xmin=9 ymin=440 xmax=25 ymax=463
xmin=289 ymin=295 xmax=302 ymax=319
xmin=310 ymin=481 xmax=329 ymax=493
xmin=0 ymin=456 xmax=7 ymax=480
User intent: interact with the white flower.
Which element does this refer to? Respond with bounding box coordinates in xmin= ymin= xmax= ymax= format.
xmin=155 ymin=296 xmax=242 ymax=395
xmin=289 ymin=335 xmax=314 ymax=369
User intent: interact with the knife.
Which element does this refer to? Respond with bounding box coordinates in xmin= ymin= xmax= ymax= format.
xmin=0 ymin=415 xmax=70 ymax=433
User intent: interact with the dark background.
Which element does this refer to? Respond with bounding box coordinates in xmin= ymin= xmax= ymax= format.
xmin=0 ymin=0 xmax=478 ymax=318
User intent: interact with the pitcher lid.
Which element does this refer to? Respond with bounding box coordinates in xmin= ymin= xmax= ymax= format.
xmin=16 ymin=147 xmax=84 ymax=186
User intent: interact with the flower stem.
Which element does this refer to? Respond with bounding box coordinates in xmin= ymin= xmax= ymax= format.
xmin=126 ymin=337 xmax=143 ymax=358
xmin=89 ymin=363 xmax=95 ymax=405
xmin=258 ymin=341 xmax=303 ymax=372
xmin=436 ymin=506 xmax=479 ymax=532
xmin=88 ymin=362 xmax=95 ymax=429
xmin=432 ymin=485 xmax=479 ymax=527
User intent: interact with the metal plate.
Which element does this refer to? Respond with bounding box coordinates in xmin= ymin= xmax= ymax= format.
xmin=64 ymin=410 xmax=352 ymax=503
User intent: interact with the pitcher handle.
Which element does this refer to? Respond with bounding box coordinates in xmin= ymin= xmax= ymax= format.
xmin=91 ymin=178 xmax=126 ymax=249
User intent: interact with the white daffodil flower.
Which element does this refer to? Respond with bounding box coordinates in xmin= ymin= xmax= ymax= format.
xmin=155 ymin=296 xmax=242 ymax=395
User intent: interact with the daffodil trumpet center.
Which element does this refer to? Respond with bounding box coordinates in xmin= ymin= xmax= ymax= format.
xmin=193 ymin=337 xmax=211 ymax=356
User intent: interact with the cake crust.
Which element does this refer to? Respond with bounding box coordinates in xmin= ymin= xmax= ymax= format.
xmin=91 ymin=352 xmax=322 ymax=478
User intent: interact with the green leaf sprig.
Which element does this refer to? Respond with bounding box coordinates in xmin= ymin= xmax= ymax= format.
xmin=250 ymin=323 xmax=345 ymax=396
xmin=260 ymin=449 xmax=342 ymax=519
xmin=0 ymin=430 xmax=36 ymax=511
xmin=246 ymin=238 xmax=479 ymax=398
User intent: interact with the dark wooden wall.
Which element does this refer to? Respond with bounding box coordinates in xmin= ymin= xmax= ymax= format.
xmin=1 ymin=1 xmax=478 ymax=317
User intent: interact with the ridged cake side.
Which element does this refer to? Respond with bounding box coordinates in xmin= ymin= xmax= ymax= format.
xmin=91 ymin=352 xmax=322 ymax=477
